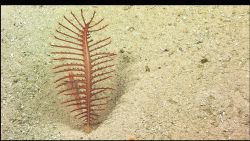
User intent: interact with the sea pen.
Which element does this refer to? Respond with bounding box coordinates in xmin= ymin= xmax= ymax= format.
xmin=50 ymin=10 xmax=115 ymax=133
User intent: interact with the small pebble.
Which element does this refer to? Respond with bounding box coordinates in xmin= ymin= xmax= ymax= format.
xmin=128 ymin=27 xmax=135 ymax=32
xmin=163 ymin=49 xmax=169 ymax=52
xmin=145 ymin=66 xmax=150 ymax=72
xmin=120 ymin=49 xmax=125 ymax=53
xmin=200 ymin=58 xmax=209 ymax=64
xmin=13 ymin=79 xmax=19 ymax=83
xmin=196 ymin=41 xmax=203 ymax=44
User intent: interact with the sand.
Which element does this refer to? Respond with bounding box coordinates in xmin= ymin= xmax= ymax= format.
xmin=1 ymin=6 xmax=249 ymax=140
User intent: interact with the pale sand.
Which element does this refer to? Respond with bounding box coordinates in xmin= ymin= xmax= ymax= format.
xmin=1 ymin=6 xmax=249 ymax=140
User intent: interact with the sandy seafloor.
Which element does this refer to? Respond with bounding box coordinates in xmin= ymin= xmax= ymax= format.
xmin=1 ymin=6 xmax=249 ymax=140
